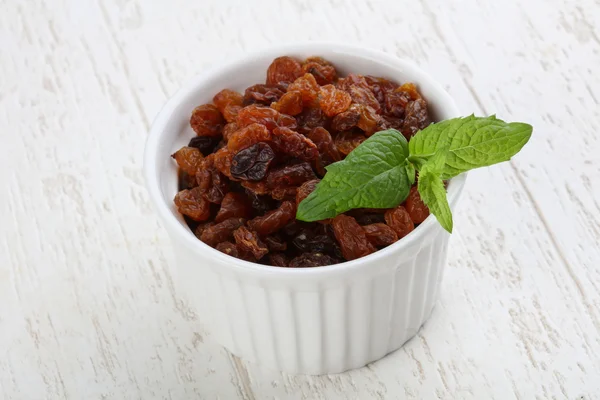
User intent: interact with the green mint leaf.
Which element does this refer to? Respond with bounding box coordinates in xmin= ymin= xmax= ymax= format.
xmin=417 ymin=169 xmax=453 ymax=233
xmin=409 ymin=115 xmax=533 ymax=178
xmin=406 ymin=162 xmax=416 ymax=185
xmin=297 ymin=129 xmax=411 ymax=222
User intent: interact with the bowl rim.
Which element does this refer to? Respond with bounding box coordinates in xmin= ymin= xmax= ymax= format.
xmin=144 ymin=42 xmax=466 ymax=276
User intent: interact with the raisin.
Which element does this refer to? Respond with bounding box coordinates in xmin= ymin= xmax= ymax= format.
xmin=227 ymin=123 xmax=271 ymax=153
xmin=213 ymin=89 xmax=243 ymax=113
xmin=211 ymin=147 xmax=235 ymax=179
xmin=289 ymin=252 xmax=340 ymax=268
xmin=237 ymin=105 xmax=297 ymax=131
xmin=267 ymin=162 xmax=316 ymax=189
xmin=405 ymin=186 xmax=430 ymax=224
xmin=194 ymin=221 xmax=215 ymax=239
xmin=248 ymin=201 xmax=296 ymax=236
xmin=241 ymin=180 xmax=269 ymax=195
xmin=384 ymin=206 xmax=414 ymax=239
xmin=200 ymin=217 xmax=245 ymax=247
xmin=271 ymin=91 xmax=303 ymax=116
xmin=297 ymin=107 xmax=329 ymax=135
xmin=243 ymin=84 xmax=286 ymax=105
xmin=347 ymin=85 xmax=381 ymax=113
xmin=190 ymin=104 xmax=224 ymax=137
xmin=174 ymin=187 xmax=211 ymax=221
xmin=334 ymin=130 xmax=366 ymax=155
xmin=296 ymin=179 xmax=320 ymax=206
xmin=178 ymin=170 xmax=198 ymax=190
xmin=401 ymin=99 xmax=431 ymax=139
xmin=337 ymin=74 xmax=370 ymax=92
xmin=215 ymin=192 xmax=253 ymax=222
xmin=172 ymin=146 xmax=204 ymax=175
xmin=222 ymin=104 xmax=242 ymax=123
xmin=272 ymin=126 xmax=319 ymax=161
xmin=377 ymin=115 xmax=404 ymax=132
xmin=354 ymin=104 xmax=381 ymax=136
xmin=383 ymin=90 xmax=411 ymax=118
xmin=222 ymin=122 xmax=239 ymax=142
xmin=245 ymin=189 xmax=275 ymax=215
xmin=215 ymin=241 xmax=239 ymax=258
xmin=353 ymin=211 xmax=386 ymax=225
xmin=331 ymin=215 xmax=376 ymax=261
xmin=364 ymin=76 xmax=398 ymax=110
xmin=363 ymin=223 xmax=398 ymax=247
xmin=188 ymin=136 xmax=221 ymax=156
xmin=233 ymin=226 xmax=269 ymax=259
xmin=287 ymin=73 xmax=320 ymax=105
xmin=264 ymin=234 xmax=287 ymax=252
xmin=197 ymin=153 xmax=230 ymax=203
xmin=266 ymin=56 xmax=303 ymax=85
xmin=306 ymin=128 xmax=340 ymax=174
xmin=269 ymin=252 xmax=290 ymax=267
xmin=319 ymin=84 xmax=352 ymax=117
xmin=331 ymin=108 xmax=360 ymax=132
xmin=292 ymin=225 xmax=336 ymax=253
xmin=301 ymin=57 xmax=337 ymax=85
xmin=230 ymin=142 xmax=276 ymax=181
xmin=271 ymin=186 xmax=298 ymax=201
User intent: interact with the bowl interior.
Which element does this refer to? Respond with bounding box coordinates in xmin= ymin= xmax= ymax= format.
xmin=146 ymin=44 xmax=464 ymax=272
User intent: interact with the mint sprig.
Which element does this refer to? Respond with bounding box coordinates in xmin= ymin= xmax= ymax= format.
xmin=296 ymin=115 xmax=533 ymax=233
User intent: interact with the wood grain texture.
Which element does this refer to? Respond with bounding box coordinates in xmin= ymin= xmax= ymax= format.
xmin=0 ymin=0 xmax=598 ymax=398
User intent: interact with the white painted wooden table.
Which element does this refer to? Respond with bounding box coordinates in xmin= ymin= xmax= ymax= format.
xmin=1 ymin=0 xmax=599 ymax=398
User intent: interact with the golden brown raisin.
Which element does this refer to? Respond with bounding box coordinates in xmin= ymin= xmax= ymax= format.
xmin=200 ymin=217 xmax=245 ymax=247
xmin=194 ymin=221 xmax=215 ymax=239
xmin=243 ymin=84 xmax=286 ymax=105
xmin=334 ymin=130 xmax=367 ymax=155
xmin=222 ymin=104 xmax=242 ymax=123
xmin=270 ymin=186 xmax=298 ymax=201
xmin=355 ymin=104 xmax=381 ymax=136
xmin=233 ymin=226 xmax=269 ymax=259
xmin=363 ymin=223 xmax=398 ymax=247
xmin=241 ymin=180 xmax=269 ymax=195
xmin=266 ymin=56 xmax=303 ymax=85
xmin=172 ymin=146 xmax=204 ymax=176
xmin=331 ymin=108 xmax=360 ymax=132
xmin=213 ymin=89 xmax=243 ymax=113
xmin=211 ymin=147 xmax=235 ymax=179
xmin=306 ymin=127 xmax=341 ymax=175
xmin=230 ymin=142 xmax=276 ymax=181
xmin=271 ymin=91 xmax=303 ymax=116
xmin=347 ymin=85 xmax=381 ymax=113
xmin=248 ymin=201 xmax=296 ymax=236
xmin=405 ymin=186 xmax=430 ymax=224
xmin=301 ymin=57 xmax=337 ymax=85
xmin=190 ymin=104 xmax=225 ymax=137
xmin=215 ymin=192 xmax=253 ymax=222
xmin=319 ymin=85 xmax=352 ymax=117
xmin=215 ymin=241 xmax=239 ymax=258
xmin=174 ymin=187 xmax=211 ymax=221
xmin=237 ymin=105 xmax=297 ymax=131
xmin=384 ymin=206 xmax=414 ymax=239
xmin=287 ymin=73 xmax=320 ymax=105
xmin=296 ymin=179 xmax=320 ymax=207
xmin=272 ymin=126 xmax=319 ymax=161
xmin=289 ymin=252 xmax=340 ymax=268
xmin=178 ymin=170 xmax=198 ymax=190
xmin=331 ymin=215 xmax=376 ymax=261
xmin=222 ymin=122 xmax=239 ymax=142
xmin=337 ymin=74 xmax=370 ymax=91
xmin=227 ymin=123 xmax=272 ymax=153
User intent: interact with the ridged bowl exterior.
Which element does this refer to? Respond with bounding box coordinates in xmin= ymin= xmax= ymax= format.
xmin=145 ymin=43 xmax=465 ymax=375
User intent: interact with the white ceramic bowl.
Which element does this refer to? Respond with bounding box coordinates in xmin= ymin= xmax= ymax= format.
xmin=144 ymin=43 xmax=466 ymax=375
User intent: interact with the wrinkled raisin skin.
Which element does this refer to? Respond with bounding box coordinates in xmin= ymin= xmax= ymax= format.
xmin=244 ymin=84 xmax=286 ymax=105
xmin=237 ymin=105 xmax=297 ymax=132
xmin=363 ymin=223 xmax=398 ymax=247
xmin=334 ymin=130 xmax=366 ymax=156
xmin=190 ymin=104 xmax=224 ymax=137
xmin=188 ymin=136 xmax=221 ymax=156
xmin=215 ymin=192 xmax=253 ymax=222
xmin=216 ymin=241 xmax=239 ymax=258
xmin=267 ymin=56 xmax=303 ymax=85
xmin=200 ymin=217 xmax=246 ymax=247
xmin=213 ymin=89 xmax=243 ymax=113
xmin=288 ymin=73 xmax=320 ymax=105
xmin=269 ymin=252 xmax=290 ymax=267
xmin=174 ymin=187 xmax=211 ymax=221
xmin=234 ymin=226 xmax=269 ymax=259
xmin=292 ymin=225 xmax=337 ymax=254
xmin=401 ymin=99 xmax=431 ymax=139
xmin=384 ymin=206 xmax=414 ymax=239
xmin=301 ymin=57 xmax=337 ymax=85
xmin=264 ymin=235 xmax=287 ymax=252
xmin=405 ymin=186 xmax=430 ymax=224
xmin=289 ymin=252 xmax=340 ymax=268
xmin=172 ymin=146 xmax=203 ymax=176
xmin=271 ymin=91 xmax=303 ymax=116
xmin=272 ymin=126 xmax=319 ymax=161
xmin=230 ymin=142 xmax=276 ymax=181
xmin=296 ymin=179 xmax=320 ymax=207
xmin=248 ymin=201 xmax=296 ymax=236
xmin=267 ymin=162 xmax=316 ymax=189
xmin=320 ymin=84 xmax=352 ymax=117
xmin=306 ymin=128 xmax=340 ymax=175
xmin=332 ymin=215 xmax=376 ymax=261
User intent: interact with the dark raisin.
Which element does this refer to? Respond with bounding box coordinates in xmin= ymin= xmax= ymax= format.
xmin=215 ymin=241 xmax=239 ymax=258
xmin=297 ymin=107 xmax=329 ymax=135
xmin=401 ymin=99 xmax=431 ymax=139
xmin=245 ymin=189 xmax=275 ymax=215
xmin=215 ymin=192 xmax=253 ymax=222
xmin=269 ymin=252 xmax=290 ymax=267
xmin=288 ymin=252 xmax=340 ymax=268
xmin=266 ymin=162 xmax=316 ymax=189
xmin=272 ymin=126 xmax=319 ymax=161
xmin=230 ymin=142 xmax=276 ymax=181
xmin=264 ymin=234 xmax=287 ymax=252
xmin=363 ymin=223 xmax=398 ymax=247
xmin=188 ymin=136 xmax=221 ymax=156
xmin=306 ymin=128 xmax=340 ymax=175
xmin=331 ymin=214 xmax=376 ymax=261
xmin=178 ymin=170 xmax=198 ymax=190
xmin=292 ymin=225 xmax=337 ymax=253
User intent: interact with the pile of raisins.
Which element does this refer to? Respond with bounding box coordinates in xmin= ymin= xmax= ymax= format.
xmin=172 ymin=56 xmax=432 ymax=267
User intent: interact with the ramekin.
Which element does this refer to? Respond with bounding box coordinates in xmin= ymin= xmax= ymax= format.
xmin=144 ymin=43 xmax=466 ymax=375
